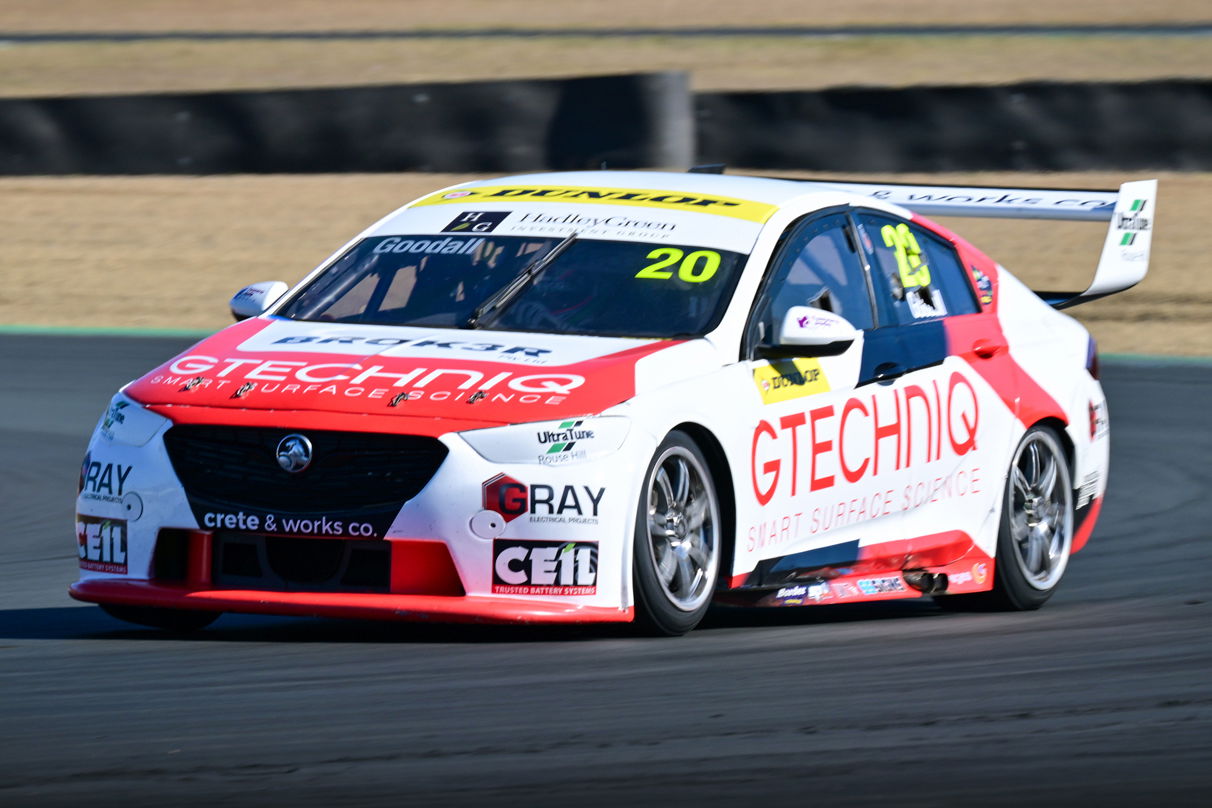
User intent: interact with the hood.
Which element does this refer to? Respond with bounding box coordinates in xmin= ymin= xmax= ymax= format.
xmin=124 ymin=318 xmax=685 ymax=427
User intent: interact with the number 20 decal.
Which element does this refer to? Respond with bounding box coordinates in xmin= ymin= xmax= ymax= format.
xmin=635 ymin=248 xmax=721 ymax=283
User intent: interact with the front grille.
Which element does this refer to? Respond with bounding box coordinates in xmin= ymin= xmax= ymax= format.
xmin=212 ymin=533 xmax=391 ymax=592
xmin=163 ymin=425 xmax=447 ymax=513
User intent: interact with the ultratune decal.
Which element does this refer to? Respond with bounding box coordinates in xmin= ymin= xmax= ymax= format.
xmin=1115 ymin=197 xmax=1151 ymax=247
xmin=413 ymin=185 xmax=778 ymax=223
xmin=536 ymin=420 xmax=594 ymax=465
xmin=99 ymin=399 xmax=129 ymax=441
xmin=77 ymin=514 xmax=127 ymax=574
xmin=753 ymin=358 xmax=829 ymax=405
xmin=492 ymin=540 xmax=598 ymax=595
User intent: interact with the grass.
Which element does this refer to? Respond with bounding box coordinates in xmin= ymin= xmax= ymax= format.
xmin=0 ymin=171 xmax=1206 ymax=355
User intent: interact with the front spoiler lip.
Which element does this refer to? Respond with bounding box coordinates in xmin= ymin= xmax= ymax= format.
xmin=69 ymin=580 xmax=634 ymax=625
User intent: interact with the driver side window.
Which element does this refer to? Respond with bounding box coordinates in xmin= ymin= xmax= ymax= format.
xmin=755 ymin=213 xmax=874 ymax=347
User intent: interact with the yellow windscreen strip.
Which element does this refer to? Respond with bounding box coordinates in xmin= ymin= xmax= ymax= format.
xmin=412 ymin=185 xmax=778 ymax=223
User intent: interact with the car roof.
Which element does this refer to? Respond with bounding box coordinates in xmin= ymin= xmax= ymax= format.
xmin=440 ymin=170 xmax=819 ymax=210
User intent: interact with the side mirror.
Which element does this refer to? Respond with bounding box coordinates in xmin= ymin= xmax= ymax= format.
xmin=230 ymin=281 xmax=289 ymax=321
xmin=777 ymin=306 xmax=860 ymax=350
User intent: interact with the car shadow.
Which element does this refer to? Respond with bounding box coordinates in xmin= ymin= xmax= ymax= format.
xmin=0 ymin=598 xmax=944 ymax=643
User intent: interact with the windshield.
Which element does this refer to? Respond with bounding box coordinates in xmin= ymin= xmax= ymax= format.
xmin=276 ymin=234 xmax=748 ymax=338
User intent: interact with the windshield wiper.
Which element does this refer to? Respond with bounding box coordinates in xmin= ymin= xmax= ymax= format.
xmin=464 ymin=233 xmax=578 ymax=329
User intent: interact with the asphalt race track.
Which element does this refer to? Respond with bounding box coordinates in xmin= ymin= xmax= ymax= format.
xmin=1 ymin=334 xmax=1209 ymax=807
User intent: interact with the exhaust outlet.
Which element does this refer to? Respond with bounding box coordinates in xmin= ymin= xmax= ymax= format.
xmin=903 ymin=571 xmax=949 ymax=594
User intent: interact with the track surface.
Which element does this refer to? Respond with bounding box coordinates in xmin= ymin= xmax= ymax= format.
xmin=4 ymin=24 xmax=1211 ymax=41
xmin=1 ymin=335 xmax=1209 ymax=807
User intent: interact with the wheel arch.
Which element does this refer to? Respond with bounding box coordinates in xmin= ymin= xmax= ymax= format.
xmin=1031 ymin=415 xmax=1076 ymax=479
xmin=668 ymin=421 xmax=737 ymax=586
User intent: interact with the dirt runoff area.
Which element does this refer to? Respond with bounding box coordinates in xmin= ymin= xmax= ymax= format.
xmin=0 ymin=171 xmax=1206 ymax=356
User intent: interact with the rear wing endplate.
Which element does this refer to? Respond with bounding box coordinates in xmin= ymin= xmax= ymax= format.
xmin=792 ymin=178 xmax=1158 ymax=309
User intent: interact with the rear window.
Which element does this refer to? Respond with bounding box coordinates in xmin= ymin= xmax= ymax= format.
xmin=855 ymin=212 xmax=979 ymax=325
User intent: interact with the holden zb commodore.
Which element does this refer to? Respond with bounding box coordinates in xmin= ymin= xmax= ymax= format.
xmin=71 ymin=170 xmax=1156 ymax=635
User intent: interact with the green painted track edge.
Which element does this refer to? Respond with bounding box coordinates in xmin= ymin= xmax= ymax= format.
xmin=0 ymin=324 xmax=213 ymax=338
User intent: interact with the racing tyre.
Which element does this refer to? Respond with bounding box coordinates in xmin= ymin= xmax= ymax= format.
xmin=937 ymin=425 xmax=1074 ymax=612
xmin=633 ymin=432 xmax=722 ymax=636
xmin=100 ymin=604 xmax=220 ymax=632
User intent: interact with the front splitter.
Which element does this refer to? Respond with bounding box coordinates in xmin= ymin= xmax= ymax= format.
xmin=70 ymin=580 xmax=634 ymax=625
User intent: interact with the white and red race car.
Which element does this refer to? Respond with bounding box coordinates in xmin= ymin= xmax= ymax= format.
xmin=71 ymin=170 xmax=1155 ymax=635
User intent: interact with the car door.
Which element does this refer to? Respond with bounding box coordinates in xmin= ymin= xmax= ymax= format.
xmin=850 ymin=209 xmax=1007 ymax=557
xmin=738 ymin=210 xmax=917 ymax=586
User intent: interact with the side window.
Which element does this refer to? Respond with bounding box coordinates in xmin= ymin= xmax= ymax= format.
xmin=856 ymin=213 xmax=978 ymax=325
xmin=754 ymin=213 xmax=874 ymax=346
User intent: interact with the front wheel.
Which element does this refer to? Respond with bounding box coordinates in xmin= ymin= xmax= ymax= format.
xmin=100 ymin=604 xmax=220 ymax=632
xmin=937 ymin=425 xmax=1074 ymax=612
xmin=632 ymin=432 xmax=722 ymax=636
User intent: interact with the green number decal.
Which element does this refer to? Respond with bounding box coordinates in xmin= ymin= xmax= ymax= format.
xmin=636 ymin=248 xmax=721 ymax=283
xmin=880 ymin=223 xmax=931 ymax=289
xmin=678 ymin=250 xmax=720 ymax=283
xmin=635 ymin=248 xmax=682 ymax=279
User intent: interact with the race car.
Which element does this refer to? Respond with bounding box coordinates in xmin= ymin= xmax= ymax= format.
xmin=70 ymin=170 xmax=1156 ymax=635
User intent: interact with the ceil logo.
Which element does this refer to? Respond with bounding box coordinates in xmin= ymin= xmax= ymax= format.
xmin=481 ymin=473 xmax=605 ymax=523
xmin=492 ymin=540 xmax=598 ymax=594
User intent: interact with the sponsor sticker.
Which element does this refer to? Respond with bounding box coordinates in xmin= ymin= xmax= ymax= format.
xmin=79 ymin=455 xmax=143 ymax=520
xmin=753 ymin=358 xmax=829 ymax=405
xmin=504 ymin=210 xmax=679 ymax=240
xmin=266 ymin=334 xmax=554 ymax=362
xmin=416 ymin=185 xmax=778 ymax=223
xmin=769 ymin=581 xmax=832 ymax=606
xmin=774 ymin=584 xmax=807 ymax=605
xmin=949 ymin=569 xmax=974 ymax=586
xmin=372 ymin=235 xmax=483 ymax=255
xmin=150 ymin=355 xmax=585 ymax=405
xmin=482 ymin=474 xmax=605 ymax=525
xmin=856 ymin=576 xmax=906 ymax=595
xmin=1089 ymin=400 xmax=1109 ymax=440
xmin=751 ymin=370 xmax=981 ymax=507
xmin=442 ymin=211 xmax=509 ymax=233
xmin=492 ymin=539 xmax=598 ymax=595
xmin=77 ymin=514 xmax=127 ymax=573
xmin=1077 ymin=471 xmax=1100 ymax=510
xmin=199 ymin=509 xmax=378 ymax=538
xmin=971 ymin=266 xmax=994 ymax=305
xmin=536 ymin=419 xmax=594 ymax=465
xmin=99 ymin=400 xmax=129 ymax=441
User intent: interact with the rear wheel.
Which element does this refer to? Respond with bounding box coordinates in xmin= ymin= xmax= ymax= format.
xmin=936 ymin=425 xmax=1073 ymax=611
xmin=633 ymin=432 xmax=722 ymax=636
xmin=100 ymin=604 xmax=220 ymax=632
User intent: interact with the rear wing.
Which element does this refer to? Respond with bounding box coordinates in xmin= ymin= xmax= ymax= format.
xmin=791 ymin=178 xmax=1157 ymax=309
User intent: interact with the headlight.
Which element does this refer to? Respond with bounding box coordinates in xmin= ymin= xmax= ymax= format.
xmin=461 ymin=416 xmax=630 ymax=466
xmin=94 ymin=393 xmax=169 ymax=447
